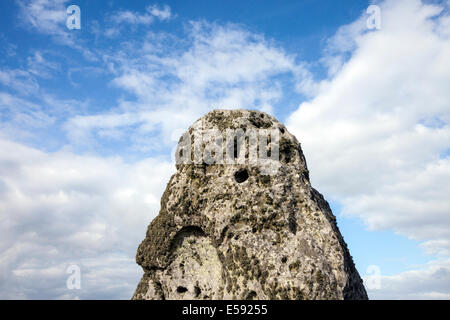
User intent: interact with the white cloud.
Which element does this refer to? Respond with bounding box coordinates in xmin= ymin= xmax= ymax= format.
xmin=17 ymin=0 xmax=71 ymax=42
xmin=27 ymin=51 xmax=60 ymax=78
xmin=0 ymin=19 xmax=308 ymax=298
xmin=4 ymin=0 xmax=449 ymax=299
xmin=17 ymin=0 xmax=98 ymax=61
xmin=111 ymin=10 xmax=154 ymax=26
xmin=0 ymin=92 xmax=55 ymax=138
xmin=111 ymin=4 xmax=172 ymax=25
xmin=365 ymin=259 xmax=450 ymax=299
xmin=66 ymin=22 xmax=304 ymax=150
xmin=0 ymin=89 xmax=90 ymax=149
xmin=0 ymin=69 xmax=39 ymax=95
xmin=287 ymin=0 xmax=450 ymax=257
xmin=104 ymin=4 xmax=173 ymax=38
xmin=0 ymin=137 xmax=174 ymax=299
xmin=147 ymin=4 xmax=172 ymax=21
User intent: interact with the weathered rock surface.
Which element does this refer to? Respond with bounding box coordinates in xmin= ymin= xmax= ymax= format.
xmin=133 ymin=109 xmax=368 ymax=300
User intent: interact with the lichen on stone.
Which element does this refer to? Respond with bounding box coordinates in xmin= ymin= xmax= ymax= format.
xmin=132 ymin=109 xmax=368 ymax=300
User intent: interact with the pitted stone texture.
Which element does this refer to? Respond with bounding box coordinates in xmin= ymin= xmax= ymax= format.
xmin=133 ymin=109 xmax=368 ymax=300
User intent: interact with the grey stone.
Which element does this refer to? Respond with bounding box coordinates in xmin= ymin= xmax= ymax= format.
xmin=132 ymin=109 xmax=368 ymax=300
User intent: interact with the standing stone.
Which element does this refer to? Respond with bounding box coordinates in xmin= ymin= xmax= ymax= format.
xmin=133 ymin=109 xmax=368 ymax=300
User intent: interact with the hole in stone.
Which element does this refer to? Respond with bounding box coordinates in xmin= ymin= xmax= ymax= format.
xmin=155 ymin=282 xmax=165 ymax=300
xmin=194 ymin=286 xmax=201 ymax=297
xmin=280 ymin=138 xmax=296 ymax=164
xmin=177 ymin=286 xmax=188 ymax=293
xmin=279 ymin=126 xmax=285 ymax=134
xmin=281 ymin=256 xmax=287 ymax=263
xmin=170 ymin=226 xmax=206 ymax=251
xmin=234 ymin=169 xmax=249 ymax=183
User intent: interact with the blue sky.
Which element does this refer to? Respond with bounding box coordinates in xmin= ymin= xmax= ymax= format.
xmin=0 ymin=0 xmax=449 ymax=299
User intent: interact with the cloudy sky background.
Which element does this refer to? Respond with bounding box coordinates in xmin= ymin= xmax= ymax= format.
xmin=0 ymin=0 xmax=449 ymax=299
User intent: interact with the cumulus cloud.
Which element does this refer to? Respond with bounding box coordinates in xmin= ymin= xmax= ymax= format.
xmin=0 ymin=137 xmax=174 ymax=299
xmin=287 ymin=0 xmax=450 ymax=258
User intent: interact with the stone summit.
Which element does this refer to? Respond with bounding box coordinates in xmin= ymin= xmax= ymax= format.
xmin=133 ymin=109 xmax=368 ymax=300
